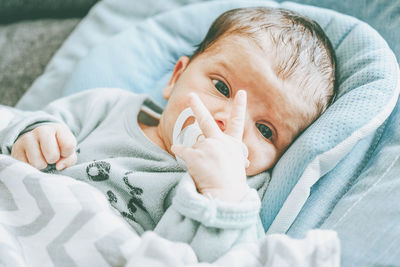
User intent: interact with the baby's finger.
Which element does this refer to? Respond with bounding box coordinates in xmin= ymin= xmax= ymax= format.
xmin=37 ymin=128 xmax=60 ymax=164
xmin=225 ymin=90 xmax=247 ymax=139
xmin=24 ymin=135 xmax=48 ymax=170
xmin=171 ymin=144 xmax=195 ymax=163
xmin=189 ymin=93 xmax=221 ymax=138
xmin=56 ymin=152 xmax=77 ymax=171
xmin=245 ymin=159 xmax=250 ymax=169
xmin=55 ymin=125 xmax=77 ymax=158
xmin=11 ymin=143 xmax=28 ymax=163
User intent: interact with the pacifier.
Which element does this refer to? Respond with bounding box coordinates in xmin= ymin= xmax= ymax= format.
xmin=172 ymin=107 xmax=250 ymax=169
xmin=172 ymin=108 xmax=203 ymax=168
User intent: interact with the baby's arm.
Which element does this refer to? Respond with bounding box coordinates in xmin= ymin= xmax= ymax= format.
xmin=1 ymin=88 xmax=130 ymax=170
xmin=155 ymin=92 xmax=264 ymax=262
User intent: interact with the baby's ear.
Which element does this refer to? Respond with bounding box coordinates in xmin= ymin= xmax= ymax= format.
xmin=163 ymin=56 xmax=190 ymax=100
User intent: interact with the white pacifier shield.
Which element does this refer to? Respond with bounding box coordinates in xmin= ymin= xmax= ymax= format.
xmin=172 ymin=108 xmax=203 ymax=168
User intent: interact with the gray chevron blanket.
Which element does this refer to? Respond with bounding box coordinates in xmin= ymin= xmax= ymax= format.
xmin=0 ymin=156 xmax=341 ymax=267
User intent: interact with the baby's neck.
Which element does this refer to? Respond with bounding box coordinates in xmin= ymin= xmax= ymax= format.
xmin=137 ymin=107 xmax=168 ymax=152
xmin=138 ymin=122 xmax=167 ymax=152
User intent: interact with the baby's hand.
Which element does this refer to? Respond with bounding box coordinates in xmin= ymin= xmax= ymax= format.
xmin=172 ymin=91 xmax=250 ymax=202
xmin=11 ymin=124 xmax=77 ymax=171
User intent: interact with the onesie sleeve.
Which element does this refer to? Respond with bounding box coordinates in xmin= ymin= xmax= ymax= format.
xmin=154 ymin=174 xmax=265 ymax=263
xmin=0 ymin=88 xmax=131 ymax=155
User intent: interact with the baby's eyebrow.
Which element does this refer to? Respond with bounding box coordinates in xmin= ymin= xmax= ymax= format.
xmin=213 ymin=59 xmax=234 ymax=75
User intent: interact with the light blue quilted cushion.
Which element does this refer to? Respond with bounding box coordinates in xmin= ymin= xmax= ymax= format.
xmin=62 ymin=0 xmax=399 ymax=232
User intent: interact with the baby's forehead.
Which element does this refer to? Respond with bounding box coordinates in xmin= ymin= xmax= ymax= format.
xmin=202 ymin=33 xmax=273 ymax=58
xmin=197 ymin=36 xmax=278 ymax=78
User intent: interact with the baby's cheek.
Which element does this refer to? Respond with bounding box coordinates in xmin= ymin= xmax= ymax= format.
xmin=246 ymin=144 xmax=278 ymax=175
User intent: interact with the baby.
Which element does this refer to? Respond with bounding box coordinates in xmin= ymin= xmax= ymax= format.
xmin=1 ymin=7 xmax=336 ymax=262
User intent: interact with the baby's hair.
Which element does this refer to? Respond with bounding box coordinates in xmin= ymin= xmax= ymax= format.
xmin=191 ymin=7 xmax=337 ymax=125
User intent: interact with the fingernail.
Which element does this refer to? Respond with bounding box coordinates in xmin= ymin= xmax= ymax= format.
xmin=236 ymin=90 xmax=247 ymax=105
xmin=56 ymin=163 xmax=64 ymax=170
xmin=238 ymin=90 xmax=247 ymax=98
xmin=245 ymin=159 xmax=250 ymax=168
xmin=189 ymin=92 xmax=198 ymax=102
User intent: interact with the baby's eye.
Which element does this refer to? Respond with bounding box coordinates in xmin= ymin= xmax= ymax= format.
xmin=212 ymin=79 xmax=230 ymax=98
xmin=257 ymin=123 xmax=273 ymax=140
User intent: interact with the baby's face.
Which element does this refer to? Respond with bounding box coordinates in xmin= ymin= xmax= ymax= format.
xmin=159 ymin=35 xmax=308 ymax=175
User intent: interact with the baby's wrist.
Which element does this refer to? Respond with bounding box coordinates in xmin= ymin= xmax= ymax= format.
xmin=201 ymin=185 xmax=250 ymax=203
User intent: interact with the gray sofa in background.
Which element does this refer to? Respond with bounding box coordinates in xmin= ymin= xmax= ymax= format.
xmin=0 ymin=0 xmax=99 ymax=23
xmin=0 ymin=0 xmax=99 ymax=106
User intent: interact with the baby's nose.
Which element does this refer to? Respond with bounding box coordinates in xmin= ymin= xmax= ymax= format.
xmin=215 ymin=120 xmax=226 ymax=132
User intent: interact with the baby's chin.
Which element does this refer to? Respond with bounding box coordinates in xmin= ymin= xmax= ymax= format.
xmin=246 ymin=166 xmax=259 ymax=176
xmin=246 ymin=163 xmax=273 ymax=176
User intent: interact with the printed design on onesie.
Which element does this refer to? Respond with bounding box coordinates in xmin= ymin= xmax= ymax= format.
xmin=120 ymin=171 xmax=147 ymax=222
xmin=107 ymin=190 xmax=118 ymax=204
xmin=86 ymin=161 xmax=111 ymax=181
xmin=43 ymin=164 xmax=58 ymax=174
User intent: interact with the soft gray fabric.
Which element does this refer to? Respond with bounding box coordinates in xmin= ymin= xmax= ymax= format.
xmin=0 ymin=0 xmax=99 ymax=23
xmin=0 ymin=18 xmax=80 ymax=106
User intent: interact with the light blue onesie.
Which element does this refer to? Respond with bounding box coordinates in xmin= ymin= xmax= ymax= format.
xmin=0 ymin=88 xmax=270 ymax=262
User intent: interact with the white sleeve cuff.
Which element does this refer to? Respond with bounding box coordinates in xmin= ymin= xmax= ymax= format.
xmin=171 ymin=173 xmax=261 ymax=229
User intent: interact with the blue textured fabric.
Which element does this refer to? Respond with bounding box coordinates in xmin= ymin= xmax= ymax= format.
xmin=319 ymin=100 xmax=400 ymax=266
xmin=286 ymin=128 xmax=381 ymax=234
xmin=61 ymin=0 xmax=399 ymax=254
xmin=276 ymin=0 xmax=400 ymax=63
xmin=261 ymin=8 xmax=399 ymax=233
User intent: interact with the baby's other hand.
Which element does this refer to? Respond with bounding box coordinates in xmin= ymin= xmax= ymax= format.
xmin=172 ymin=91 xmax=250 ymax=202
xmin=11 ymin=124 xmax=77 ymax=171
